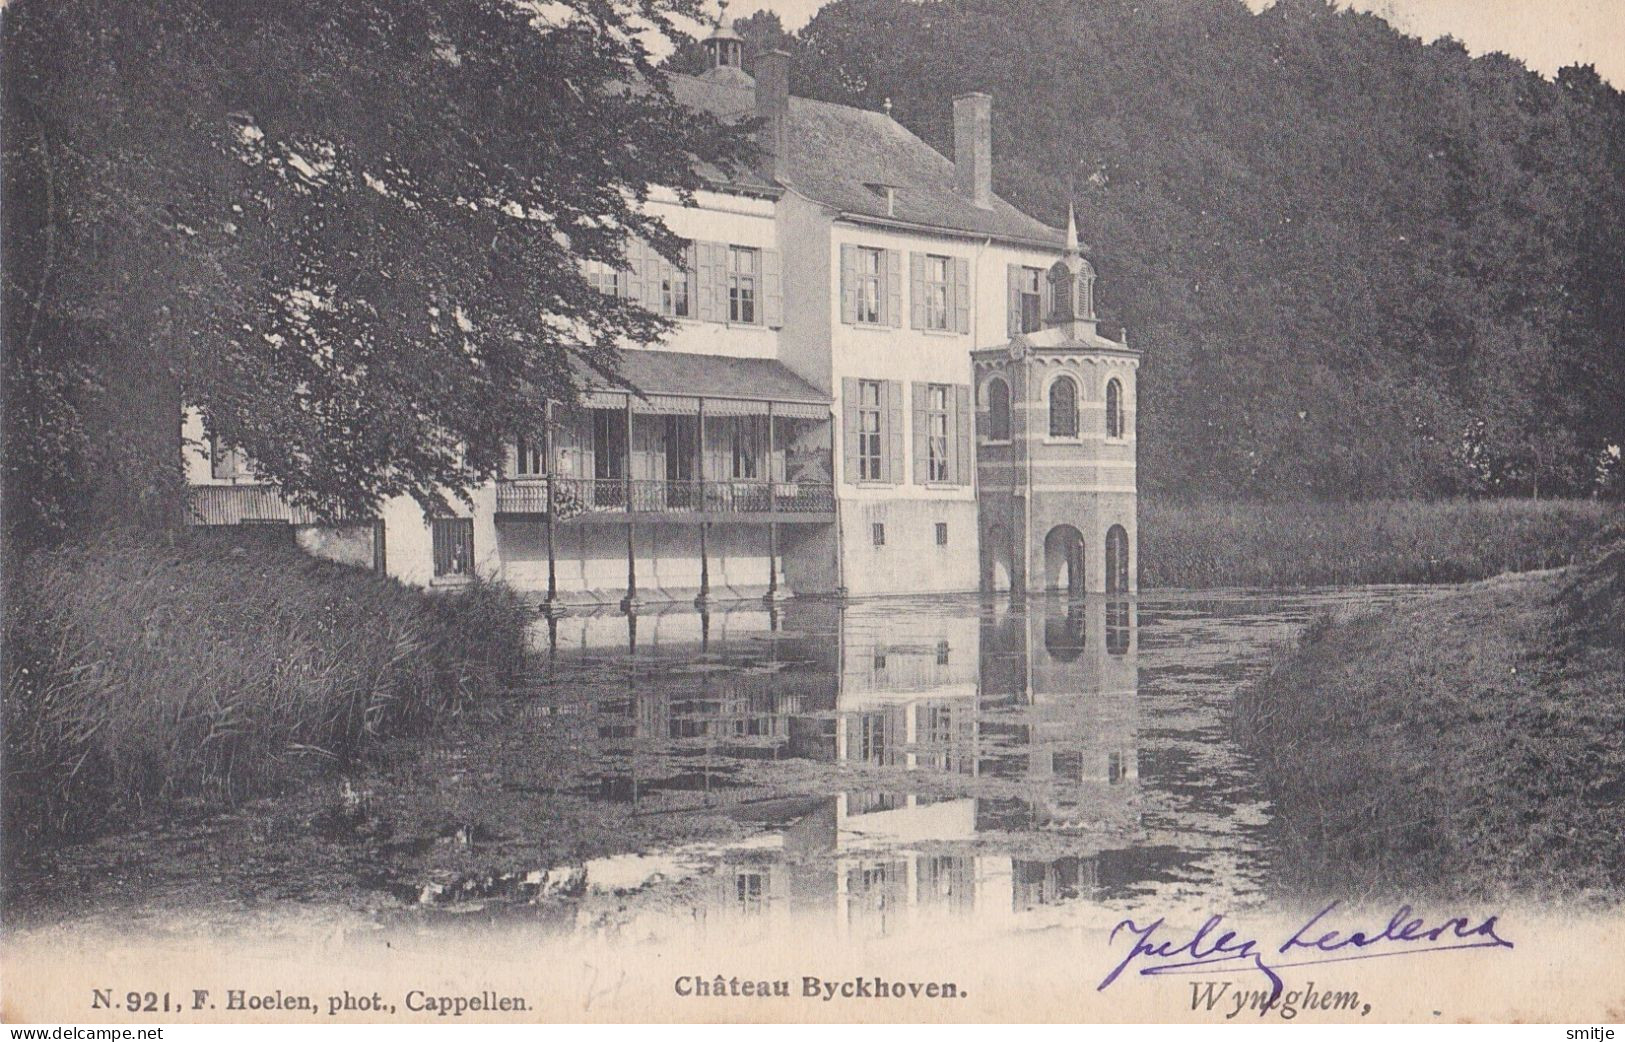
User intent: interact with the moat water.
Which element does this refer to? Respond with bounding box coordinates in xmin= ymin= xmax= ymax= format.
xmin=10 ymin=587 xmax=1431 ymax=948
xmin=367 ymin=587 xmax=1427 ymax=945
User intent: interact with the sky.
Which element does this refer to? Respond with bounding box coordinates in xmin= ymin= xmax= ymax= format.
xmin=719 ymin=0 xmax=1624 ymax=86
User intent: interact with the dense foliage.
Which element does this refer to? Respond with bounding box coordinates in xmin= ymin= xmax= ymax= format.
xmin=2 ymin=534 xmax=527 ymax=851
xmin=678 ymin=0 xmax=1625 ymax=501
xmin=2 ymin=0 xmax=753 ymax=542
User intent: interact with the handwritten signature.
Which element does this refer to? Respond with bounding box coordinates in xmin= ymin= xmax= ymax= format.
xmin=1099 ymin=902 xmax=1513 ymax=1011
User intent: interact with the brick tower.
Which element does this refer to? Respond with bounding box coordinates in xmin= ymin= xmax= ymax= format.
xmin=973 ymin=207 xmax=1141 ymax=595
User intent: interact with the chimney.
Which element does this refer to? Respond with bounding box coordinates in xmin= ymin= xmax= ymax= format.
xmin=953 ymin=92 xmax=993 ymax=209
xmin=755 ymin=50 xmax=791 ymax=185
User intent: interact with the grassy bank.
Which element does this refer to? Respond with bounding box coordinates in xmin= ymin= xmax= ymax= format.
xmin=1232 ymin=521 xmax=1625 ymax=901
xmin=1141 ymin=497 xmax=1616 ymax=589
xmin=3 ymin=534 xmax=528 ymax=855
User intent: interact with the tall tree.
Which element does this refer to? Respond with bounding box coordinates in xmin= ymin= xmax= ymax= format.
xmin=2 ymin=0 xmax=753 ymax=542
xmin=725 ymin=0 xmax=1624 ymax=502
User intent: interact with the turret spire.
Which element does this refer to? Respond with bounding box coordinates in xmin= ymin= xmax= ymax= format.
xmin=1045 ymin=202 xmax=1097 ymax=332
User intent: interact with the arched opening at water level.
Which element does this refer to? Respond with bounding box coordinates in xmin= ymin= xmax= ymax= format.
xmin=1105 ymin=524 xmax=1130 ymax=594
xmin=1043 ymin=524 xmax=1086 ymax=597
xmin=984 ymin=523 xmax=1014 ymax=592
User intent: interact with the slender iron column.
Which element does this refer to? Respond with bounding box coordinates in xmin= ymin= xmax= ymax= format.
xmin=764 ymin=402 xmax=779 ymax=603
xmin=696 ymin=521 xmax=711 ymax=609
xmin=764 ymin=521 xmax=779 ymax=603
xmin=622 ymin=521 xmax=638 ymax=613
xmin=541 ymin=399 xmax=565 ymax=618
xmin=694 ymin=397 xmax=711 ymax=610
xmin=621 ymin=393 xmax=639 ymax=613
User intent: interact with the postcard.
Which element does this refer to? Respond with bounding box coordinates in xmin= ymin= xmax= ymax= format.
xmin=3 ymin=0 xmax=1621 ymax=1027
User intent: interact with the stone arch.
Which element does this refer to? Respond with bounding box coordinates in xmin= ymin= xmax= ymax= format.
xmin=1046 ymin=372 xmax=1080 ymax=439
xmin=1105 ymin=524 xmax=1130 ymax=594
xmin=1105 ymin=377 xmax=1124 ymax=439
xmin=981 ymin=375 xmax=1012 ymax=442
xmin=1043 ymin=524 xmax=1086 ymax=596
xmin=983 ymin=522 xmax=1014 ymax=592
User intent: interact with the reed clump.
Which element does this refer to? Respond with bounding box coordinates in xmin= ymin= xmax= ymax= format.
xmin=1141 ymin=497 xmax=1617 ymax=589
xmin=3 ymin=533 xmax=527 ymax=853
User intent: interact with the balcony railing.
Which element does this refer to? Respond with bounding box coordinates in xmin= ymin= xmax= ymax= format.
xmin=188 ymin=484 xmax=328 ymax=525
xmin=496 ymin=477 xmax=834 ymax=518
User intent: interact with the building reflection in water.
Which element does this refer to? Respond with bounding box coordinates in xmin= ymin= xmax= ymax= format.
xmin=536 ymin=595 xmax=1139 ymax=936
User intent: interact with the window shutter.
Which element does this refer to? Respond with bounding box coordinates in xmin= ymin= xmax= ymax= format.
xmin=912 ymin=382 xmax=929 ymax=484
xmin=682 ymin=242 xmax=698 ymax=314
xmin=762 ymin=248 xmax=784 ymax=328
xmin=635 ymin=240 xmax=656 ymax=307
xmin=1041 ymin=271 xmax=1054 ymax=322
xmin=885 ymin=249 xmax=903 ymax=328
xmin=614 ymin=247 xmax=635 ymax=300
xmin=842 ymin=377 xmax=860 ymax=483
xmin=840 ymin=244 xmax=858 ymax=325
xmin=884 ymin=379 xmax=904 ymax=482
xmin=954 ymin=384 xmax=972 ymax=484
xmin=909 ymin=253 xmax=925 ymax=330
xmin=503 ymin=439 xmax=519 ymax=478
xmin=696 ymin=241 xmax=725 ymax=322
xmin=648 ymin=240 xmax=668 ymax=309
xmin=1007 ymin=264 xmax=1022 ymax=336
xmin=622 ymin=241 xmax=641 ymax=304
xmin=953 ymin=257 xmax=971 ymax=334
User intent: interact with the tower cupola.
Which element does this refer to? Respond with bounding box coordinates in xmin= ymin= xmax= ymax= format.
xmin=1045 ymin=205 xmax=1097 ymax=334
xmin=703 ymin=5 xmax=746 ymax=77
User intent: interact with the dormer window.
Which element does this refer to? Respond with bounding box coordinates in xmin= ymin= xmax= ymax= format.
xmin=1017 ymin=267 xmax=1042 ymax=333
xmin=864 ymin=183 xmax=899 ymax=217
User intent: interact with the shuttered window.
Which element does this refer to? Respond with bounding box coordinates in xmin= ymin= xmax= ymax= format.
xmin=856 ymin=247 xmax=883 ymax=324
xmin=911 ymin=254 xmax=971 ymax=334
xmin=431 ymin=518 xmax=474 ymax=579
xmin=924 ymin=256 xmax=951 ymax=331
xmin=841 ymin=245 xmax=902 ymax=326
xmin=728 ymin=246 xmax=759 ymax=324
xmin=913 ymin=381 xmax=974 ymax=484
xmin=680 ymin=241 xmax=781 ymax=327
xmin=658 ymin=241 xmax=695 ymax=318
xmin=1106 ymin=377 xmax=1125 ymax=439
xmin=843 ymin=377 xmax=904 ymax=483
xmin=927 ymin=384 xmax=950 ymax=481
xmin=857 ymin=380 xmax=883 ymax=481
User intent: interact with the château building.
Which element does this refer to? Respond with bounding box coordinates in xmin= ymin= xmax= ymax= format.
xmin=182 ymin=18 xmax=1141 ymax=604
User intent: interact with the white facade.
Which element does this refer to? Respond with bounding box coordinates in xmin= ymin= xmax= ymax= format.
xmin=182 ymin=43 xmax=1140 ymax=606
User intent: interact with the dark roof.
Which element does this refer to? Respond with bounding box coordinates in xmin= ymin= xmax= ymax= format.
xmin=670 ymin=73 xmax=1062 ymax=247
xmin=592 ymin=349 xmax=828 ymax=403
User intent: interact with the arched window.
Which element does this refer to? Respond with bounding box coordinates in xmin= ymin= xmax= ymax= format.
xmin=1048 ymin=376 xmax=1079 ymax=439
xmin=1105 ymin=524 xmax=1130 ymax=594
xmin=985 ymin=378 xmax=1011 ymax=441
xmin=1105 ymin=378 xmax=1124 ymax=439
